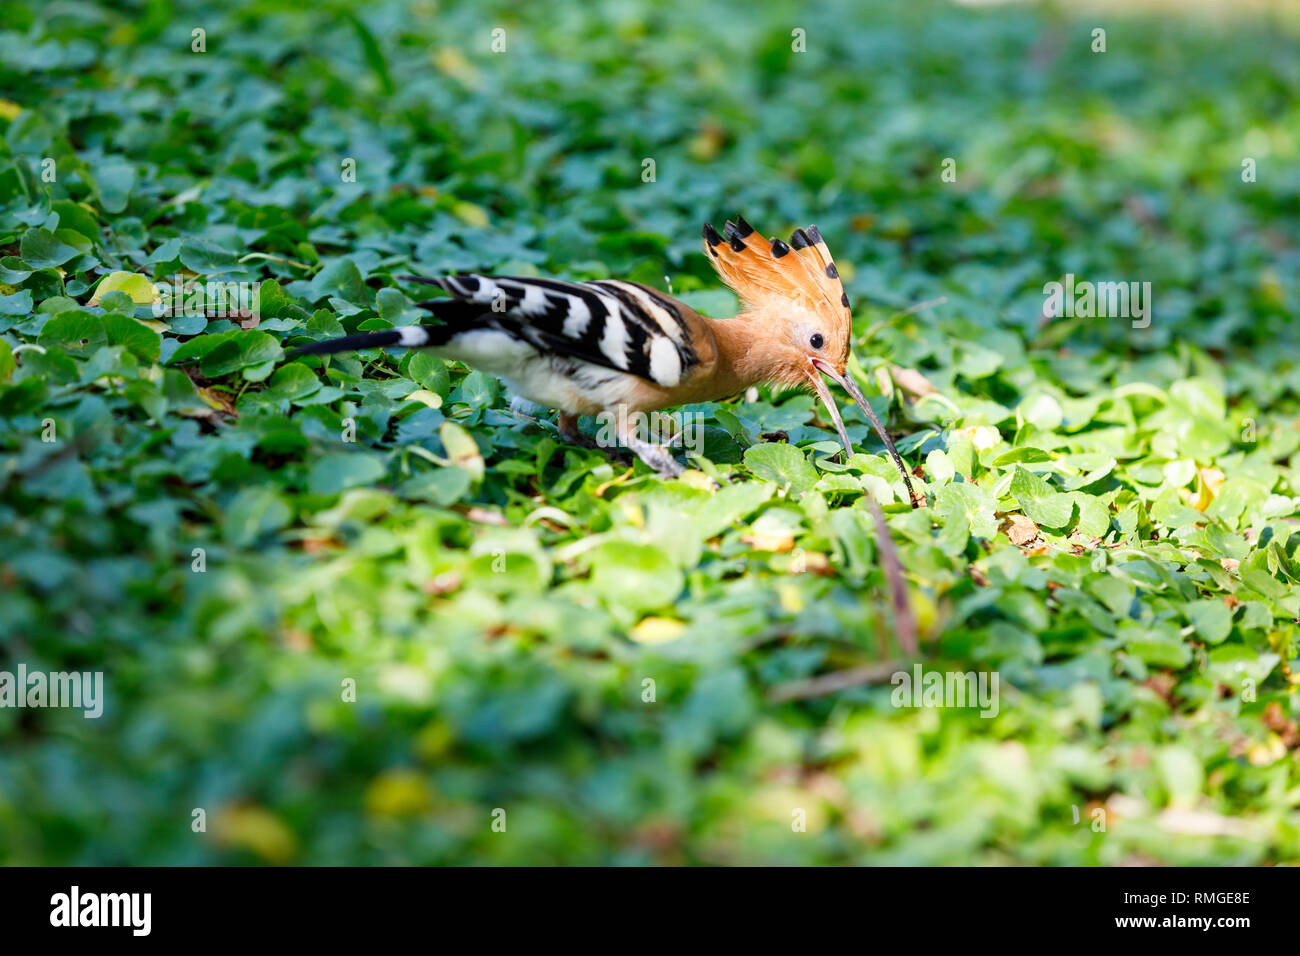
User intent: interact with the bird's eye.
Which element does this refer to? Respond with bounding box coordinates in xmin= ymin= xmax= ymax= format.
xmin=809 ymin=333 xmax=825 ymax=350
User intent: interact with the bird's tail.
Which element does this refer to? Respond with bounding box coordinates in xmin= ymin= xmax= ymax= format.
xmin=290 ymin=275 xmax=460 ymax=357
xmin=290 ymin=326 xmax=435 ymax=356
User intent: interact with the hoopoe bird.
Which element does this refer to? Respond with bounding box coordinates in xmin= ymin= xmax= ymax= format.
xmin=294 ymin=216 xmax=917 ymax=504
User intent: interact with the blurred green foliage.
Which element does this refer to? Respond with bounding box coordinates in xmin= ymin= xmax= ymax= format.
xmin=1 ymin=0 xmax=1299 ymax=864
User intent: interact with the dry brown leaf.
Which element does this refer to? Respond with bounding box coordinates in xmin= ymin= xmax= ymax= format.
xmin=888 ymin=365 xmax=937 ymax=398
xmin=793 ymin=551 xmax=832 ymax=575
xmin=1262 ymin=702 xmax=1300 ymax=749
xmin=1142 ymin=673 xmax=1176 ymax=704
xmin=197 ymin=387 xmax=236 ymax=415
xmin=741 ymin=532 xmax=795 ymax=553
xmin=1000 ymin=513 xmax=1040 ymax=546
xmin=464 ymin=507 xmax=510 ymax=526
xmin=421 ymin=572 xmax=462 ymax=596
xmin=280 ymin=629 xmax=313 ymax=652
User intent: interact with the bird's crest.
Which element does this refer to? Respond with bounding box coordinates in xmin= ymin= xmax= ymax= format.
xmin=702 ymin=215 xmax=851 ymax=343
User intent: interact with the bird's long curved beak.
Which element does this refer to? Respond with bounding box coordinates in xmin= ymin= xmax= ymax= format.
xmin=809 ymin=357 xmax=919 ymax=508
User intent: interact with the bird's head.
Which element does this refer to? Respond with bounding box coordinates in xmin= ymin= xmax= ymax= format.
xmin=703 ymin=216 xmax=916 ymax=505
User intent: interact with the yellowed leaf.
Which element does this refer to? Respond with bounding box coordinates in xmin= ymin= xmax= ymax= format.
xmin=364 ymin=769 xmax=434 ymax=818
xmin=688 ymin=120 xmax=726 ymax=162
xmin=414 ymin=720 xmax=454 ymax=761
xmin=678 ymin=469 xmax=716 ymax=492
xmin=778 ymin=584 xmax=804 ymax=613
xmin=451 ymin=200 xmax=489 ymax=228
xmin=617 ymin=499 xmax=644 ymax=527
xmin=433 ymin=46 xmax=479 ymax=85
xmin=404 ymin=388 xmax=443 ymax=409
xmin=1260 ymin=267 xmax=1285 ymax=306
xmin=630 ymin=617 xmax=686 ymax=645
xmin=439 ymin=421 xmax=484 ymax=481
xmin=213 ymin=805 xmax=297 ymax=864
xmin=741 ymin=531 xmax=795 ymax=552
xmin=87 ymin=271 xmax=159 ymax=307
xmin=197 ymin=387 xmax=236 ymax=415
xmin=1191 ymin=466 xmax=1226 ymax=512
xmin=594 ymin=467 xmax=636 ymax=497
xmin=793 ymin=550 xmax=832 ymax=575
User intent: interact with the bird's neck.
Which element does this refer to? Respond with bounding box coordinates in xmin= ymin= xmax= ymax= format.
xmin=698 ymin=310 xmax=783 ymax=399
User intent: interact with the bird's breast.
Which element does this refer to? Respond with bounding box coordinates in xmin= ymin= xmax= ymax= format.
xmin=432 ymin=329 xmax=669 ymax=416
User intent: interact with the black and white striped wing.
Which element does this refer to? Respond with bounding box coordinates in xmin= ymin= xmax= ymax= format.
xmin=402 ymin=275 xmax=699 ymax=388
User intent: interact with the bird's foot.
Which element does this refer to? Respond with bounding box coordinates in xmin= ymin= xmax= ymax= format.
xmin=516 ymin=409 xmax=682 ymax=477
xmin=556 ymin=412 xmax=604 ymax=450
xmin=623 ymin=435 xmax=685 ymax=479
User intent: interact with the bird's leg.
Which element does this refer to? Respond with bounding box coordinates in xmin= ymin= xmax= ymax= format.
xmin=551 ymin=410 xmax=637 ymax=469
xmin=556 ymin=412 xmax=579 ymax=439
xmin=509 ymin=403 xmax=666 ymax=472
xmin=506 ymin=403 xmax=600 ymax=450
xmin=556 ymin=412 xmax=600 ymax=449
xmin=617 ymin=415 xmax=684 ymax=478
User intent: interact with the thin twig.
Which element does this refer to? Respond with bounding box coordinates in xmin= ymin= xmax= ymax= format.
xmin=890 ymin=295 xmax=948 ymax=320
xmin=768 ymin=659 xmax=904 ymax=702
xmin=863 ymin=490 xmax=918 ymax=656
